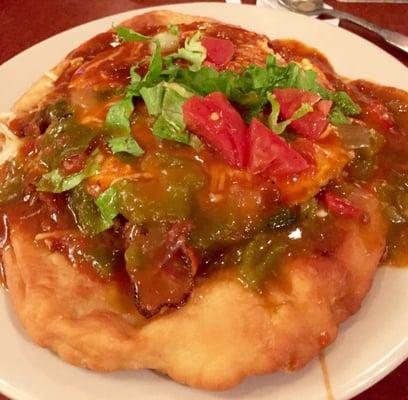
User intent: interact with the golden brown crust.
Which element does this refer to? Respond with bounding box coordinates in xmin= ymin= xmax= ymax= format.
xmin=121 ymin=10 xmax=216 ymax=29
xmin=11 ymin=60 xmax=68 ymax=115
xmin=3 ymin=10 xmax=388 ymax=390
xmin=4 ymin=189 xmax=386 ymax=390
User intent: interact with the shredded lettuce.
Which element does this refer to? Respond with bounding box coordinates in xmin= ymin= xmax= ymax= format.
xmin=139 ymin=82 xmax=193 ymax=143
xmin=105 ymin=66 xmax=145 ymax=156
xmin=68 ymin=184 xmax=120 ymax=236
xmin=69 ymin=185 xmax=113 ymax=235
xmin=167 ymin=24 xmax=180 ymax=36
xmin=128 ymin=67 xmax=142 ymax=92
xmin=268 ymin=93 xmax=281 ymax=131
xmin=105 ymin=36 xmax=161 ymax=134
xmin=107 ymin=137 xmax=144 ymax=157
xmin=170 ymin=31 xmax=206 ymax=71
xmin=166 ymin=55 xmax=361 ymax=124
xmin=36 ymin=158 xmax=99 ymax=193
xmin=189 ymin=134 xmax=204 ymax=152
xmin=113 ymin=26 xmax=151 ymax=42
xmin=144 ymin=40 xmax=162 ymax=84
xmin=109 ymin=31 xmax=362 ymax=140
xmin=329 ymin=106 xmax=351 ymax=125
xmin=105 ymin=96 xmax=134 ymax=134
xmin=267 ymin=93 xmax=313 ymax=134
xmin=105 ymin=66 xmax=142 ymax=134
xmin=333 ymin=91 xmax=361 ymax=115
xmin=140 ymin=85 xmax=165 ymax=116
xmin=95 ymin=186 xmax=120 ymax=225
xmin=151 ymin=83 xmax=194 ymax=143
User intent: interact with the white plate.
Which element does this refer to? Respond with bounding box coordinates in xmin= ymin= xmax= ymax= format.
xmin=1 ymin=3 xmax=407 ymax=400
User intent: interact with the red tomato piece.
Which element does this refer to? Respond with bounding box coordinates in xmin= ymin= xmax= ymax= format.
xmin=364 ymin=101 xmax=407 ymax=153
xmin=316 ymin=99 xmax=332 ymax=115
xmin=202 ymin=37 xmax=235 ymax=69
xmin=274 ymin=88 xmax=320 ymax=118
xmin=248 ymin=118 xmax=308 ymax=177
xmin=324 ymin=192 xmax=364 ymax=219
xmin=291 ymin=99 xmax=333 ymax=140
xmin=274 ymin=88 xmax=332 ymax=140
xmin=183 ymin=92 xmax=248 ymax=168
xmin=366 ymin=101 xmax=396 ymax=131
xmin=205 ymin=92 xmax=248 ymax=166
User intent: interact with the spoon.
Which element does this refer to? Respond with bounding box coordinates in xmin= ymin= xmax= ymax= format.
xmin=277 ymin=0 xmax=408 ymax=54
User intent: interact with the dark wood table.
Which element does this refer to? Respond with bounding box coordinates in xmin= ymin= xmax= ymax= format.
xmin=0 ymin=0 xmax=407 ymax=399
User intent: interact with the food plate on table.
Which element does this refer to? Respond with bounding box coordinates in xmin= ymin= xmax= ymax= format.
xmin=0 ymin=3 xmax=407 ymax=400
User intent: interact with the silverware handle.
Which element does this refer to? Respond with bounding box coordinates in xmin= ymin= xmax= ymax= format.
xmin=324 ymin=9 xmax=408 ymax=53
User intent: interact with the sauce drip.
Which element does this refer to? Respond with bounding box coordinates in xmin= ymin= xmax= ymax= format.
xmin=0 ymin=214 xmax=9 ymax=289
xmin=0 ymin=261 xmax=6 ymax=289
xmin=319 ymin=352 xmax=334 ymax=400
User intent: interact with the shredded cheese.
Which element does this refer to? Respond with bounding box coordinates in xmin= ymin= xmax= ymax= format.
xmin=0 ymin=112 xmax=16 ymax=123
xmin=0 ymin=122 xmax=22 ymax=165
xmin=316 ymin=209 xmax=328 ymax=218
xmin=44 ymin=71 xmax=58 ymax=82
xmin=299 ymin=58 xmax=315 ymax=71
xmin=209 ymin=193 xmax=224 ymax=203
xmin=109 ymin=172 xmax=153 ymax=186
xmin=80 ymin=115 xmax=104 ymax=126
xmin=217 ymin=171 xmax=226 ymax=192
xmin=35 ymin=230 xmax=78 ymax=241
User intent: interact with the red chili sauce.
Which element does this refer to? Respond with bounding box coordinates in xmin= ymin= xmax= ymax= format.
xmin=0 ymin=23 xmax=407 ymax=315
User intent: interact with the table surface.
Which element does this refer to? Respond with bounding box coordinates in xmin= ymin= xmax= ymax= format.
xmin=0 ymin=0 xmax=407 ymax=399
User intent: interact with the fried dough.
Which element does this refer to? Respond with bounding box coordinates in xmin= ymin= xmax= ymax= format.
xmin=3 ymin=11 xmax=387 ymax=390
xmin=4 ymin=187 xmax=385 ymax=389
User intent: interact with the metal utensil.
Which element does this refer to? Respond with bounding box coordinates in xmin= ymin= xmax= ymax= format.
xmin=277 ymin=0 xmax=408 ymax=53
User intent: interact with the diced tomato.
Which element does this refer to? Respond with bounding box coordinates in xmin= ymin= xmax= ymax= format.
xmin=205 ymin=92 xmax=248 ymax=165
xmin=202 ymin=37 xmax=235 ymax=69
xmin=274 ymin=88 xmax=332 ymax=140
xmin=365 ymin=101 xmax=396 ymax=131
xmin=323 ymin=192 xmax=364 ymax=219
xmin=248 ymin=118 xmax=308 ymax=177
xmin=364 ymin=101 xmax=408 ymax=153
xmin=274 ymin=88 xmax=320 ymax=118
xmin=316 ymin=99 xmax=332 ymax=115
xmin=183 ymin=92 xmax=248 ymax=168
xmin=291 ymin=99 xmax=332 ymax=140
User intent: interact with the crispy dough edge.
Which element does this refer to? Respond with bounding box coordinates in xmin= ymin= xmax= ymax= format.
xmin=10 ymin=10 xmax=217 ymax=115
xmin=4 ymin=190 xmax=387 ymax=390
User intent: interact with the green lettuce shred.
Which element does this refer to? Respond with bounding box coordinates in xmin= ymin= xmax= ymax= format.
xmin=108 ymin=29 xmax=362 ymax=143
xmin=171 ymin=31 xmax=206 ymax=71
xmin=107 ymin=137 xmax=144 ymax=157
xmin=267 ymin=93 xmax=313 ymax=134
xmin=36 ymin=158 xmax=99 ymax=193
xmin=95 ymin=186 xmax=120 ymax=225
xmin=113 ymin=26 xmax=151 ymax=42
